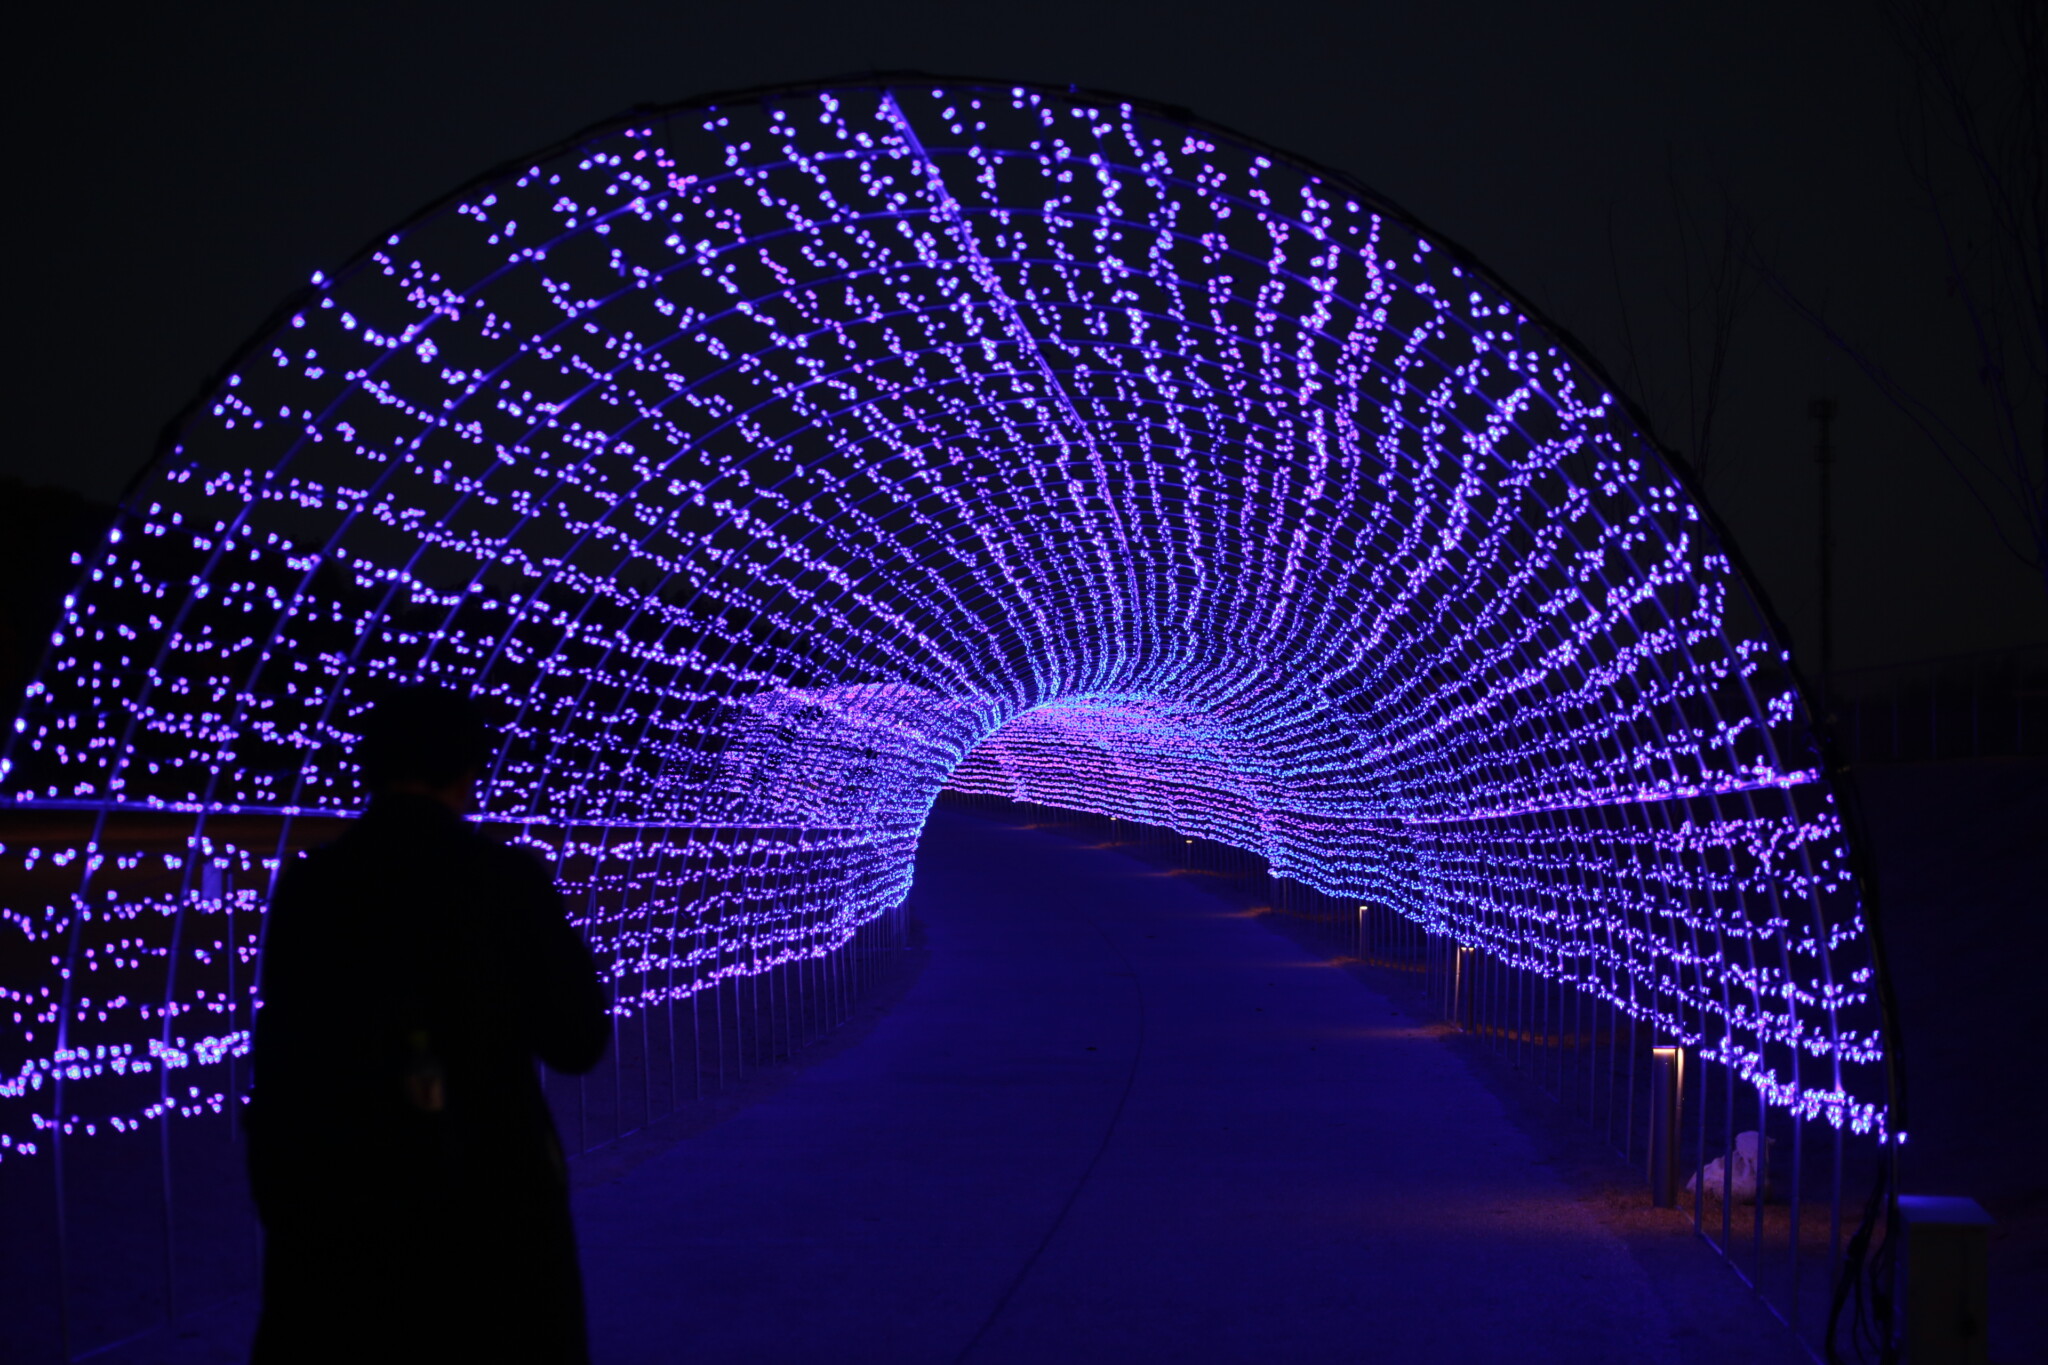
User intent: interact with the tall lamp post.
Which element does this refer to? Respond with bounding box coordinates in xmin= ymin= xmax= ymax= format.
xmin=1810 ymin=398 xmax=1838 ymax=723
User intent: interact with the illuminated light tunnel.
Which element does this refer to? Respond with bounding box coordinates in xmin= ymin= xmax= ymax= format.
xmin=1 ymin=77 xmax=1894 ymax=1172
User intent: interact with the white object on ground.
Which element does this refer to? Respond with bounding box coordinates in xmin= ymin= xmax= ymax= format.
xmin=1685 ymin=1130 xmax=1774 ymax=1203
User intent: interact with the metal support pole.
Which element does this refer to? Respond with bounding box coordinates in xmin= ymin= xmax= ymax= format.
xmin=1811 ymin=398 xmax=1838 ymax=722
xmin=1651 ymin=1045 xmax=1684 ymax=1208
xmin=1451 ymin=946 xmax=1470 ymax=1029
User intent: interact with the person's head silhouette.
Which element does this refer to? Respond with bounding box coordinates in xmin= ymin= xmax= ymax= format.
xmin=356 ymin=684 xmax=496 ymax=812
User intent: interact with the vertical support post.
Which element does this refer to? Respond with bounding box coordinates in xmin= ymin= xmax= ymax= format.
xmin=1970 ymin=665 xmax=1980 ymax=758
xmin=52 ymin=1068 xmax=74 ymax=1362
xmin=1893 ymin=672 xmax=1902 ymax=759
xmin=1451 ymin=946 xmax=1470 ymax=1030
xmin=1651 ymin=1044 xmax=1684 ymax=1208
xmin=1811 ymin=397 xmax=1838 ymax=724
xmin=1788 ymin=1110 xmax=1804 ymax=1333
xmin=1623 ymin=1010 xmax=1637 ymax=1165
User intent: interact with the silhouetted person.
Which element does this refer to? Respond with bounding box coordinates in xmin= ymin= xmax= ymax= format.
xmin=246 ymin=686 xmax=609 ymax=1363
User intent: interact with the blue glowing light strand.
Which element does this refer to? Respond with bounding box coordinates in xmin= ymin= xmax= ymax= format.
xmin=0 ymin=79 xmax=1889 ymax=1161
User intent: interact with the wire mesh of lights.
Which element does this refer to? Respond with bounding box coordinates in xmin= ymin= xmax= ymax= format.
xmin=0 ymin=79 xmax=1892 ymax=1164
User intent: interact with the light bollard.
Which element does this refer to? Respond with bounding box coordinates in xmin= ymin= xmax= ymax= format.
xmin=1650 ymin=1045 xmax=1684 ymax=1207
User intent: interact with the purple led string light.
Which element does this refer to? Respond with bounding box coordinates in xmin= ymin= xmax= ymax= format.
xmin=0 ymin=80 xmax=1889 ymax=1161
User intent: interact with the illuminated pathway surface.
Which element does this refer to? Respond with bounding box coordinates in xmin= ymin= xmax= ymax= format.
xmin=574 ymin=807 xmax=1807 ymax=1365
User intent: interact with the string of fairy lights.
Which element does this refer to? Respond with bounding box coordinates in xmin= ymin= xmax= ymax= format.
xmin=0 ymin=79 xmax=1890 ymax=1162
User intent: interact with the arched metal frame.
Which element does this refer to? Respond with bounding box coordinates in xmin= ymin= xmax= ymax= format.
xmin=1 ymin=78 xmax=1895 ymax=1178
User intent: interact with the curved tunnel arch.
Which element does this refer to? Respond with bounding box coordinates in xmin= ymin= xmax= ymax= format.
xmin=1 ymin=76 xmax=1893 ymax=1168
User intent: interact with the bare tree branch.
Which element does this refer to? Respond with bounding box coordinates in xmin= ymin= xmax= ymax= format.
xmin=1599 ymin=174 xmax=1759 ymax=494
xmin=1604 ymin=207 xmax=1657 ymax=442
xmin=1758 ymin=0 xmax=2046 ymax=594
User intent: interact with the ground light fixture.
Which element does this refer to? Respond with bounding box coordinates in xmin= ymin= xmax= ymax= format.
xmin=1651 ymin=1044 xmax=1685 ymax=1208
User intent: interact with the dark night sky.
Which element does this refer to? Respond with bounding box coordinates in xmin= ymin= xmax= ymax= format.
xmin=7 ymin=0 xmax=2043 ymax=672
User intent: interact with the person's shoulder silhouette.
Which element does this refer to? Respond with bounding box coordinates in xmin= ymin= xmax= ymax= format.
xmin=247 ymin=684 xmax=608 ymax=1364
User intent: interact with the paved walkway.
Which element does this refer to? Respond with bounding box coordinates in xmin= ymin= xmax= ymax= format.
xmin=575 ymin=809 xmax=1797 ymax=1363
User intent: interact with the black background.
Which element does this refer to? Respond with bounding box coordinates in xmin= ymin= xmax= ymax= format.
xmin=6 ymin=0 xmax=2042 ymax=671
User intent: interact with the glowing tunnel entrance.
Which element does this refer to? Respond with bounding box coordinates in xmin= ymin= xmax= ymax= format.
xmin=1 ymin=77 xmax=1892 ymax=1167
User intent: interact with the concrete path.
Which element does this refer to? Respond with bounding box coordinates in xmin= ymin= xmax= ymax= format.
xmin=575 ymin=809 xmax=1776 ymax=1363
